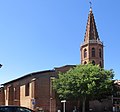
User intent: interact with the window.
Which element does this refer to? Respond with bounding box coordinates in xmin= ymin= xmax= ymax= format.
xmin=84 ymin=49 xmax=87 ymax=58
xmin=84 ymin=61 xmax=87 ymax=64
xmin=99 ymin=61 xmax=102 ymax=67
xmin=99 ymin=49 xmax=102 ymax=58
xmin=92 ymin=60 xmax=95 ymax=65
xmin=25 ymin=83 xmax=29 ymax=96
xmin=7 ymin=85 xmax=12 ymax=101
xmin=14 ymin=86 xmax=19 ymax=100
xmin=92 ymin=48 xmax=95 ymax=57
xmin=14 ymin=87 xmax=17 ymax=99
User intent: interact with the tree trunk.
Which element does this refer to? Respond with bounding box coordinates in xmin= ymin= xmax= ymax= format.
xmin=82 ymin=96 xmax=86 ymax=112
xmin=77 ymin=100 xmax=80 ymax=110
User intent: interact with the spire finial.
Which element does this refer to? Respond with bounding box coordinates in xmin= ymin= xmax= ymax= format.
xmin=89 ymin=1 xmax=92 ymax=10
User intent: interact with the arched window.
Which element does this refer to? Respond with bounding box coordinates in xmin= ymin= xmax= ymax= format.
xmin=84 ymin=61 xmax=87 ymax=64
xmin=84 ymin=49 xmax=87 ymax=58
xmin=92 ymin=60 xmax=95 ymax=65
xmin=99 ymin=61 xmax=102 ymax=67
xmin=92 ymin=48 xmax=95 ymax=57
xmin=99 ymin=49 xmax=102 ymax=58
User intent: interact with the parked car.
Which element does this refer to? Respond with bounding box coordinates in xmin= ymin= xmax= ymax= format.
xmin=0 ymin=105 xmax=34 ymax=112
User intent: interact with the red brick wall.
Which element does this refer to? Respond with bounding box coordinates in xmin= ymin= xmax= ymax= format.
xmin=0 ymin=87 xmax=5 ymax=105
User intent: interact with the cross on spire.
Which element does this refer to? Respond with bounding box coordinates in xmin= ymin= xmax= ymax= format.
xmin=89 ymin=1 xmax=92 ymax=9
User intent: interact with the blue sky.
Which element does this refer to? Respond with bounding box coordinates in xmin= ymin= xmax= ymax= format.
xmin=0 ymin=0 xmax=120 ymax=84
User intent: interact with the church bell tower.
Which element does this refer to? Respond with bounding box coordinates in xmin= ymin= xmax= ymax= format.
xmin=80 ymin=8 xmax=104 ymax=67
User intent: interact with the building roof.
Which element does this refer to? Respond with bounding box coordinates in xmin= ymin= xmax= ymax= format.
xmin=84 ymin=8 xmax=100 ymax=43
xmin=114 ymin=80 xmax=120 ymax=86
xmin=54 ymin=65 xmax=76 ymax=71
xmin=2 ymin=65 xmax=75 ymax=86
xmin=2 ymin=69 xmax=55 ymax=86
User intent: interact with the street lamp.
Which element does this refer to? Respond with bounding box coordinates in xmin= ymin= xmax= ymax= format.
xmin=61 ymin=100 xmax=66 ymax=112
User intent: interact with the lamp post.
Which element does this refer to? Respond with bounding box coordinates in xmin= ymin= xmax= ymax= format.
xmin=61 ymin=100 xmax=66 ymax=112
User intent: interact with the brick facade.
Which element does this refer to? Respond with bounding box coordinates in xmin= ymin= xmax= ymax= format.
xmin=0 ymin=65 xmax=76 ymax=112
xmin=0 ymin=87 xmax=5 ymax=105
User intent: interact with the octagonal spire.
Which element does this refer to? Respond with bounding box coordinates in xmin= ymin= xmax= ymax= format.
xmin=84 ymin=8 xmax=100 ymax=43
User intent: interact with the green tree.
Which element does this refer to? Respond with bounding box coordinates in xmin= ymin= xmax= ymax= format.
xmin=53 ymin=64 xmax=114 ymax=112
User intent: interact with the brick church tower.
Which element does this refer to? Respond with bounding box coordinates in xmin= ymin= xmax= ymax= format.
xmin=80 ymin=8 xmax=104 ymax=67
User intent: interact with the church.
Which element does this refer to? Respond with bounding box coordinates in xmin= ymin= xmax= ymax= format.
xmin=0 ymin=6 xmax=116 ymax=112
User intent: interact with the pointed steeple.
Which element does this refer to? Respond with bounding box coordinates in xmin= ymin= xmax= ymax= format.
xmin=84 ymin=8 xmax=100 ymax=43
xmin=80 ymin=7 xmax=104 ymax=68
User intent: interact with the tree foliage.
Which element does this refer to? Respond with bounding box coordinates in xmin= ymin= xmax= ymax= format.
xmin=53 ymin=63 xmax=114 ymax=112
